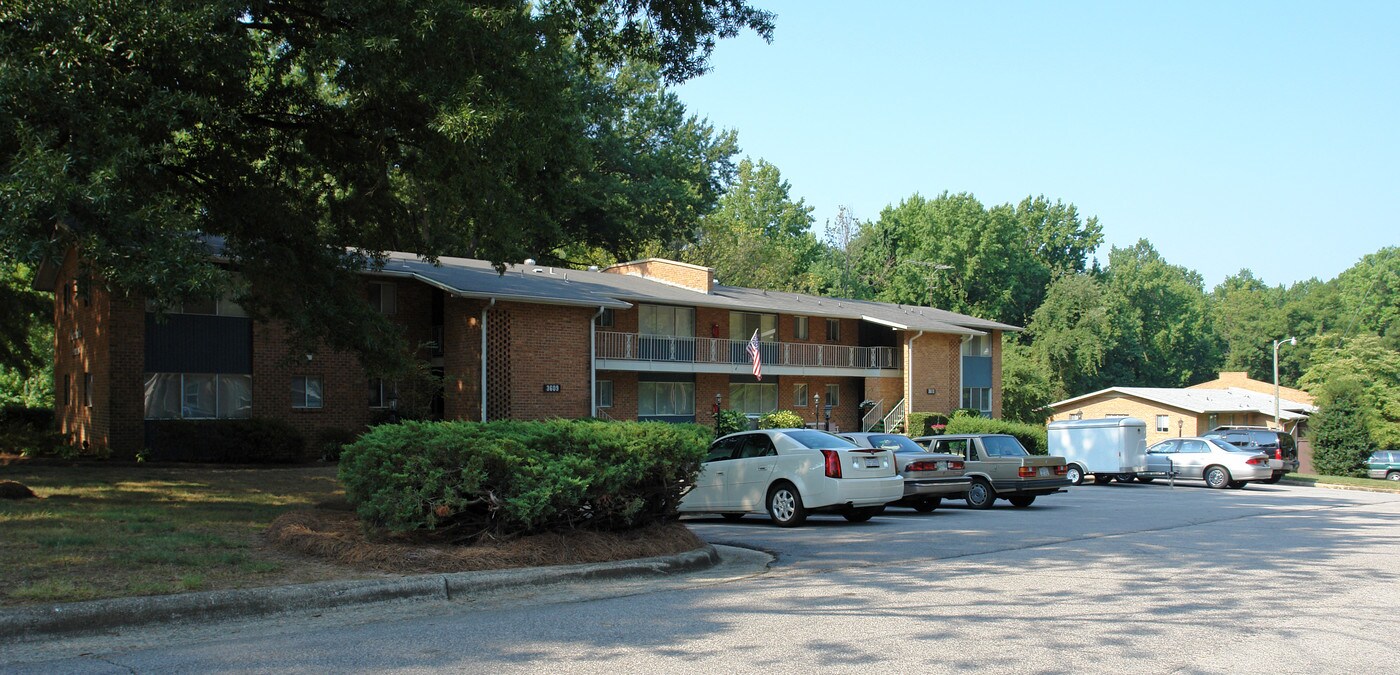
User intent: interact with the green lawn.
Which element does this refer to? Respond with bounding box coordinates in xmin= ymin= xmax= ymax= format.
xmin=1283 ymin=472 xmax=1400 ymax=492
xmin=0 ymin=463 xmax=377 ymax=606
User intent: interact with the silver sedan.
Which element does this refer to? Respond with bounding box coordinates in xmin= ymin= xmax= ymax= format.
xmin=838 ymin=432 xmax=970 ymax=511
xmin=1141 ymin=437 xmax=1273 ymax=488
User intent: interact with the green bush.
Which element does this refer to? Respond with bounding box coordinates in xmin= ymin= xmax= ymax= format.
xmin=0 ymin=405 xmax=59 ymax=455
xmin=945 ymin=414 xmax=1049 ymax=455
xmin=906 ymin=412 xmax=949 ymax=436
xmin=715 ymin=409 xmax=750 ymax=436
xmin=145 ymin=419 xmax=307 ymax=463
xmin=338 ymin=419 xmax=710 ymax=541
xmin=758 ymin=410 xmax=805 ymax=429
xmin=1311 ymin=384 xmax=1374 ymax=477
xmin=316 ymin=427 xmax=361 ymax=462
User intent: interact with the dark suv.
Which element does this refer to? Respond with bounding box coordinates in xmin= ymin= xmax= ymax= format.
xmin=1203 ymin=426 xmax=1299 ymax=483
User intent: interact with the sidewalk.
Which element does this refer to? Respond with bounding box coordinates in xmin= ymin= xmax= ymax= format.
xmin=1 ymin=544 xmax=771 ymax=645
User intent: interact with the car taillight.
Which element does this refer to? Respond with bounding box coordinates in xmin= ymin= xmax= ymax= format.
xmin=1275 ymin=448 xmax=1284 ymax=460
xmin=906 ymin=461 xmax=939 ymax=472
xmin=1018 ymin=466 xmax=1037 ymax=478
xmin=1246 ymin=456 xmax=1268 ymax=465
xmin=948 ymin=460 xmax=964 ymax=470
xmin=821 ymin=449 xmax=842 ymax=478
xmin=1053 ymin=465 xmax=1068 ymax=475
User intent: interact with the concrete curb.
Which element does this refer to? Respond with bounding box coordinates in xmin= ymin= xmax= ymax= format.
xmin=0 ymin=544 xmax=720 ymax=644
xmin=1277 ymin=479 xmax=1400 ymax=495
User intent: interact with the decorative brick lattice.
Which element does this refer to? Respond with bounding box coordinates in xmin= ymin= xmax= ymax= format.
xmin=487 ymin=309 xmax=511 ymax=420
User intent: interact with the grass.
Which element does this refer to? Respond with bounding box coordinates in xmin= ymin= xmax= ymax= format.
xmin=0 ymin=462 xmax=380 ymax=606
xmin=1283 ymin=472 xmax=1400 ymax=492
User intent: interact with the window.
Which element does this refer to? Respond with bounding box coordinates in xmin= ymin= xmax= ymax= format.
xmin=1069 ymin=412 xmax=1083 ymax=421
xmin=596 ymin=380 xmax=613 ymax=408
xmin=62 ymin=283 xmax=72 ymax=313
xmin=1156 ymin=415 xmax=1169 ymax=432
xmin=825 ymin=384 xmax=840 ymax=407
xmin=291 ymin=376 xmax=324 ymax=409
xmin=640 ymin=304 xmax=695 ymax=336
xmin=148 ymin=294 xmax=247 ymax=317
xmin=961 ymin=387 xmax=991 ymax=414
xmin=794 ymin=316 xmax=809 ymax=340
xmin=368 ymin=282 xmax=397 ymax=315
xmin=63 ymin=374 xmax=71 ymax=407
xmin=962 ymin=335 xmax=992 ymax=357
xmin=84 ymin=373 xmax=93 ymax=408
xmin=639 ymin=381 xmax=695 ymax=417
xmin=729 ymin=312 xmax=776 ymax=342
xmin=1208 ymin=413 xmax=1219 ymax=430
xmin=825 ymin=318 xmax=840 ymax=342
xmin=143 ymin=373 xmax=252 ymax=419
xmin=368 ymin=379 xmax=397 ymax=408
xmin=794 ymin=383 xmax=809 ymax=407
xmin=596 ymin=308 xmax=615 ymax=328
xmin=729 ymin=383 xmax=777 ymax=415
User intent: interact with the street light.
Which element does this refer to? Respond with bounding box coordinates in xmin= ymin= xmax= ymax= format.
xmin=899 ymin=260 xmax=953 ymax=306
xmin=713 ymin=393 xmax=723 ymax=434
xmin=1273 ymin=336 xmax=1297 ymax=429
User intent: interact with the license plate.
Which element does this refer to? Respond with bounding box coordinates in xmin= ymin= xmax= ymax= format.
xmin=864 ymin=457 xmax=881 ymax=468
xmin=1038 ymin=467 xmax=1050 ymax=477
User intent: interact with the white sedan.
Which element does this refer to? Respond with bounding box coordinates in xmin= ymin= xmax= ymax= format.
xmin=679 ymin=428 xmax=905 ymax=527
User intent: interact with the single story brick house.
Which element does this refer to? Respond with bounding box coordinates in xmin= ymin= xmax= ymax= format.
xmin=39 ymin=248 xmax=1018 ymax=457
xmin=1046 ymin=382 xmax=1316 ymax=448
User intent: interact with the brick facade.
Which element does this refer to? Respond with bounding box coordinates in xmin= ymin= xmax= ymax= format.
xmin=603 ymin=259 xmax=713 ymax=294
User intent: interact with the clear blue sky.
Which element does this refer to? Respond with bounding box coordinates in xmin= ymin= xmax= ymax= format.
xmin=673 ymin=1 xmax=1399 ymax=289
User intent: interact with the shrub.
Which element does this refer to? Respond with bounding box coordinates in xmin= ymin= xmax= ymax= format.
xmin=758 ymin=410 xmax=805 ymax=429
xmin=715 ymin=409 xmax=750 ymax=436
xmin=338 ymin=419 xmax=710 ymax=541
xmin=0 ymin=405 xmax=59 ymax=455
xmin=145 ymin=419 xmax=307 ymax=463
xmin=906 ymin=412 xmax=949 ymax=437
xmin=1311 ymin=384 xmax=1374 ymax=477
xmin=316 ymin=427 xmax=361 ymax=463
xmin=945 ymin=414 xmax=1049 ymax=455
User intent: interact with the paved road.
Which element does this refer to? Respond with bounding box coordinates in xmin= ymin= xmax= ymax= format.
xmin=8 ymin=482 xmax=1400 ymax=673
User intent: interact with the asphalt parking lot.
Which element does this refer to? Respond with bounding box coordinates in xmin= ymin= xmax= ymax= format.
xmin=9 ymin=481 xmax=1400 ymax=673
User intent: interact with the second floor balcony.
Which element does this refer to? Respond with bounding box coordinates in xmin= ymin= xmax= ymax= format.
xmin=594 ymin=331 xmax=900 ymax=376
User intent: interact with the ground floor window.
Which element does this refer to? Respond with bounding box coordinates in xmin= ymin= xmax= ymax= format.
xmin=730 ymin=382 xmax=777 ymax=416
xmin=144 ymin=373 xmax=252 ymax=419
xmin=1156 ymin=415 xmax=1169 ymax=432
xmin=961 ymin=387 xmax=991 ymax=415
xmin=640 ymin=381 xmax=694 ymax=417
xmin=369 ymin=378 xmax=398 ymax=408
xmin=596 ymin=380 xmax=613 ymax=408
xmin=292 ymin=376 xmax=324 ymax=409
xmin=793 ymin=383 xmax=809 ymax=407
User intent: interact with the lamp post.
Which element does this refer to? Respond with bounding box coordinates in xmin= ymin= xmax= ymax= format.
xmin=813 ymin=393 xmax=821 ymax=428
xmin=713 ymin=393 xmax=722 ymax=434
xmin=1273 ymin=336 xmax=1297 ymax=429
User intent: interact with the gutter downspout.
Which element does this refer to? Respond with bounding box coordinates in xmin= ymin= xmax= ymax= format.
xmin=591 ymin=306 xmax=605 ymax=418
xmin=481 ymin=298 xmax=496 ymax=422
xmin=905 ymin=330 xmax=924 ymax=432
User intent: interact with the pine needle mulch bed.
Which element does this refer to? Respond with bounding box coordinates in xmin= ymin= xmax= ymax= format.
xmin=0 ymin=458 xmax=703 ymax=606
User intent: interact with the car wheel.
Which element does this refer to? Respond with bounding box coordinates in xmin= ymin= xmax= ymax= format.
xmin=843 ymin=506 xmax=881 ymax=523
xmin=912 ymin=498 xmax=941 ymax=513
xmin=721 ymin=513 xmax=745 ymax=522
xmin=766 ymin=482 xmax=807 ymax=527
xmin=1204 ymin=465 xmax=1231 ymax=489
xmin=1387 ymin=471 xmax=1400 ymax=482
xmin=966 ymin=479 xmax=996 ymax=509
xmin=1135 ymin=476 xmax=1156 ymax=483
xmin=1093 ymin=474 xmax=1113 ymax=485
xmin=1065 ymin=465 xmax=1084 ymax=486
xmin=1116 ymin=473 xmax=1136 ymax=483
xmin=1008 ymin=495 xmax=1036 ymax=508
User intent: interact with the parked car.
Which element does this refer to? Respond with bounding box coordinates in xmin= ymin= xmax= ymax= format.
xmin=838 ymin=432 xmax=970 ymax=512
xmin=911 ymin=434 xmax=1071 ymax=508
xmin=1366 ymin=451 xmax=1400 ymax=481
xmin=1140 ymin=437 xmax=1273 ymax=488
xmin=1203 ymin=426 xmax=1299 ymax=483
xmin=678 ymin=428 xmax=904 ymax=527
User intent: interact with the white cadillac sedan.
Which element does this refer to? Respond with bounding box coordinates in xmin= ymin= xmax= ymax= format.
xmin=679 ymin=428 xmax=904 ymax=527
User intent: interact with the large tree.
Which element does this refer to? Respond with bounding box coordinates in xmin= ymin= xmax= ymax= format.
xmin=0 ymin=0 xmax=771 ymax=369
xmin=1300 ymin=334 xmax=1400 ymax=448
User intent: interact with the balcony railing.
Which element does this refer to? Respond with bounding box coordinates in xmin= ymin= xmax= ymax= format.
xmin=595 ymin=331 xmax=898 ymax=370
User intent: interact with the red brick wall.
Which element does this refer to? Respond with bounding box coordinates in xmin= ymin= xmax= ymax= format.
xmin=603 ymin=259 xmax=713 ymax=293
xmin=502 ymin=302 xmax=594 ymax=420
xmin=990 ymin=330 xmax=1004 ymax=418
xmin=906 ymin=332 xmax=962 ymax=416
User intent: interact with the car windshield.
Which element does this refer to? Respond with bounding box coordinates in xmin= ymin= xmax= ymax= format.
xmin=981 ymin=436 xmax=1029 ymax=457
xmin=862 ymin=434 xmax=924 ymax=453
xmin=785 ymin=429 xmax=860 ymax=450
xmin=1207 ymin=438 xmax=1244 ymax=453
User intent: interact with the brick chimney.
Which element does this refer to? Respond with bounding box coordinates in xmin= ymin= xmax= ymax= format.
xmin=601 ymin=258 xmax=714 ymax=294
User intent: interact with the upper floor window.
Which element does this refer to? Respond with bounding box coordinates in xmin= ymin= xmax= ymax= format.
xmin=148 ymin=293 xmax=247 ymax=317
xmin=368 ymin=282 xmax=397 ymax=315
xmin=962 ymin=335 xmax=992 ymax=357
xmin=794 ymin=316 xmax=809 ymax=340
xmin=596 ymin=308 xmax=615 ymax=328
xmin=640 ymin=304 xmax=695 ymax=337
xmin=730 ymin=312 xmax=776 ymax=342
xmin=825 ymin=318 xmax=840 ymax=342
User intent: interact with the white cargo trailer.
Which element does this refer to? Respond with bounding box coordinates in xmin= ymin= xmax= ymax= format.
xmin=1047 ymin=418 xmax=1149 ymax=486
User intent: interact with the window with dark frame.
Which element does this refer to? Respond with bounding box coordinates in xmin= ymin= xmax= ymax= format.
xmin=368 ymin=379 xmax=397 ymax=408
xmin=794 ymin=316 xmax=809 ymax=340
xmin=597 ymin=309 xmax=615 ymax=328
xmin=825 ymin=318 xmax=840 ymax=342
xmin=1156 ymin=415 xmax=1169 ymax=432
xmin=291 ymin=376 xmax=324 ymax=409
xmin=596 ymin=380 xmax=613 ymax=408
xmin=368 ymin=282 xmax=397 ymax=315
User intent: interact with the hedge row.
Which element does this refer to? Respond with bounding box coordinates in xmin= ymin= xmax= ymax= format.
xmin=944 ymin=414 xmax=1050 ymax=455
xmin=145 ymin=419 xmax=306 ymax=463
xmin=338 ymin=419 xmax=711 ymax=541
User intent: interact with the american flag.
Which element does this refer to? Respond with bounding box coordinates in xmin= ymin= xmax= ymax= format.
xmin=746 ymin=329 xmax=763 ymax=381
